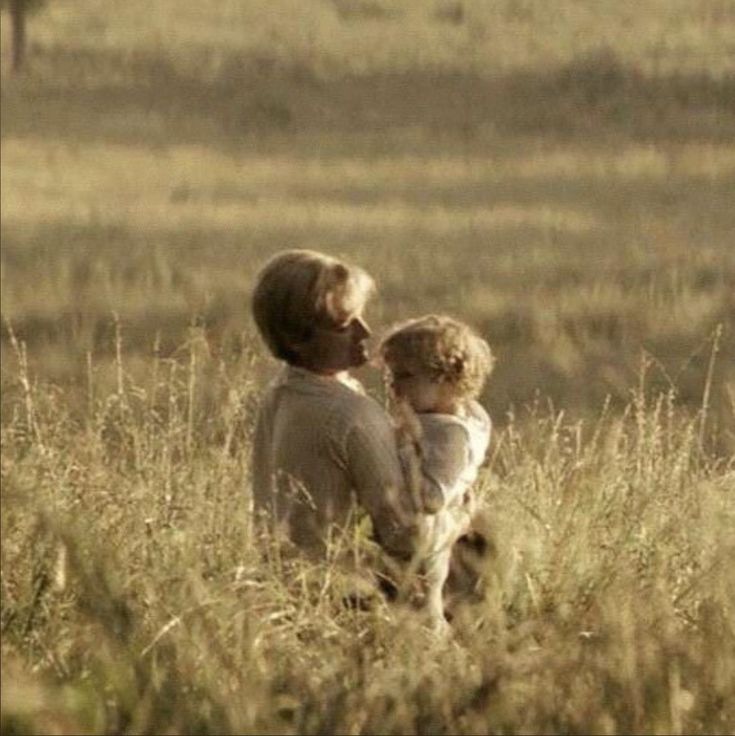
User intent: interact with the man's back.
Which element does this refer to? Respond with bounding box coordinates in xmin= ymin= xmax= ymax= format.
xmin=252 ymin=366 xmax=416 ymax=556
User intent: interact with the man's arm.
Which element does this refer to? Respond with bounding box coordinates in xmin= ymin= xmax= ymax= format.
xmin=343 ymin=406 xmax=420 ymax=559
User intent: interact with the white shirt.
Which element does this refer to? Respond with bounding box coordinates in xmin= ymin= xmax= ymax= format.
xmin=414 ymin=400 xmax=491 ymax=559
xmin=251 ymin=365 xmax=419 ymax=558
xmin=418 ymin=399 xmax=491 ymax=509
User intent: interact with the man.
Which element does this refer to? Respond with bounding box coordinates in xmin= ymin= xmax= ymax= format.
xmin=250 ymin=249 xmax=419 ymax=562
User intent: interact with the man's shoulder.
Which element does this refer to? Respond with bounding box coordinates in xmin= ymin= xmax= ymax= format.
xmin=331 ymin=388 xmax=391 ymax=427
xmin=264 ymin=367 xmax=392 ymax=432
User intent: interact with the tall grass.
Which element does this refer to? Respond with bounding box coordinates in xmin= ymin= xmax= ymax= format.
xmin=1 ymin=328 xmax=733 ymax=734
xmin=2 ymin=134 xmax=734 ymax=441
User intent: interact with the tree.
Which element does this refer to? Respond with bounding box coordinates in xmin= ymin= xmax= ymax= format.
xmin=1 ymin=0 xmax=47 ymax=72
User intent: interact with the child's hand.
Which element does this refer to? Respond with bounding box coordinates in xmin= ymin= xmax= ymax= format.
xmin=393 ymin=397 xmax=423 ymax=448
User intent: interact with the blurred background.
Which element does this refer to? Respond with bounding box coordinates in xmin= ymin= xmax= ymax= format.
xmin=2 ymin=0 xmax=734 ymax=447
xmin=2 ymin=6 xmax=735 ymax=734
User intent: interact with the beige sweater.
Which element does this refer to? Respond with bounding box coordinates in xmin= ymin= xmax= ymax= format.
xmin=251 ymin=366 xmax=419 ymax=558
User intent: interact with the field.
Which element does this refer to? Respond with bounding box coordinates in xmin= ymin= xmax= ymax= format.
xmin=2 ymin=1 xmax=735 ymax=733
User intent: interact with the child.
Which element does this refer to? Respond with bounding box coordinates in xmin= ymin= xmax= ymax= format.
xmin=379 ymin=315 xmax=494 ymax=629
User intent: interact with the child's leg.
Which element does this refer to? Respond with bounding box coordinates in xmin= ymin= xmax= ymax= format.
xmin=424 ymin=547 xmax=452 ymax=630
xmin=444 ymin=509 xmax=498 ymax=613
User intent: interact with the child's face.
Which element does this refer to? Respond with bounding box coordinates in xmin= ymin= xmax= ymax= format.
xmin=388 ymin=365 xmax=459 ymax=414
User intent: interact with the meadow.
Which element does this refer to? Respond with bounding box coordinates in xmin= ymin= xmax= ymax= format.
xmin=1 ymin=0 xmax=735 ymax=733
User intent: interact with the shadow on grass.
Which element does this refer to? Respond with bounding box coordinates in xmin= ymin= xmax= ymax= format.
xmin=2 ymin=42 xmax=734 ymax=445
xmin=2 ymin=44 xmax=734 ymax=150
xmin=1 ymin=219 xmax=732 ymax=445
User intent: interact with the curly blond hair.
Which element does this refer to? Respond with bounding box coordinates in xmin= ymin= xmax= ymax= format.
xmin=379 ymin=314 xmax=494 ymax=400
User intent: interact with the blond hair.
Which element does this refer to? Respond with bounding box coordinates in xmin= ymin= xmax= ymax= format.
xmin=252 ymin=250 xmax=375 ymax=363
xmin=379 ymin=314 xmax=494 ymax=399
